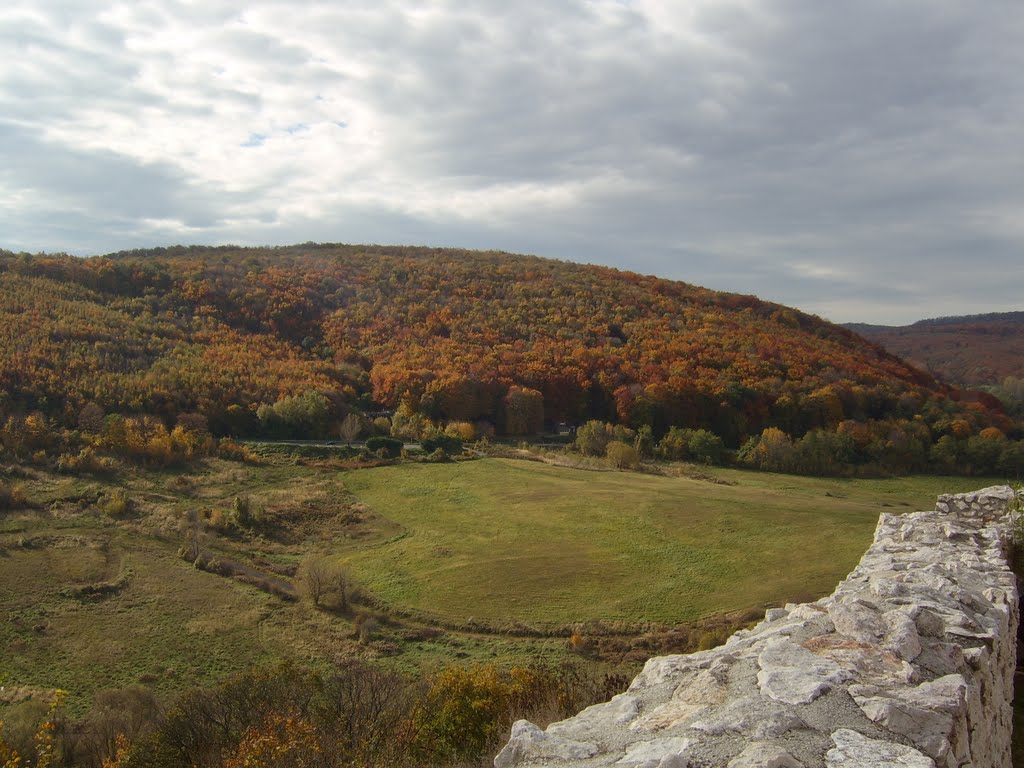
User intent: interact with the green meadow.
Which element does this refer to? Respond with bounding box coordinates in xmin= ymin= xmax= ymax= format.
xmin=340 ymin=459 xmax=991 ymax=627
xmin=0 ymin=454 xmax=999 ymax=714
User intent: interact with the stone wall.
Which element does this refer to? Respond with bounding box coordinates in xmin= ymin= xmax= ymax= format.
xmin=494 ymin=486 xmax=1021 ymax=768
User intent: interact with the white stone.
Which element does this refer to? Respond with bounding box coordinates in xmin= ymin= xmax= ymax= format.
xmin=828 ymin=599 xmax=887 ymax=644
xmin=787 ymin=603 xmax=827 ymax=621
xmin=689 ymin=696 xmax=806 ymax=739
xmin=616 ymin=737 xmax=692 ymax=765
xmin=493 ymin=720 xmax=599 ymax=767
xmin=756 ymin=637 xmax=847 ymax=704
xmin=630 ymin=700 xmax=708 ymax=733
xmin=825 ymin=729 xmax=935 ymax=767
xmin=883 ymin=610 xmax=923 ymax=661
xmin=727 ymin=742 xmax=803 ymax=767
xmin=855 ymin=696 xmax=953 ymax=761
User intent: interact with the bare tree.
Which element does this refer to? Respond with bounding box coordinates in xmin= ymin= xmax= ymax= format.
xmin=298 ymin=556 xmax=327 ymax=606
xmin=337 ymin=412 xmax=364 ymax=444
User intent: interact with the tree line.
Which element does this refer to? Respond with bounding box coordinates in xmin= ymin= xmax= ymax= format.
xmin=1 ymin=245 xmax=1020 ymax=477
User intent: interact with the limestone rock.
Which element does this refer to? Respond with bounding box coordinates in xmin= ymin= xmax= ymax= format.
xmin=549 ymin=693 xmax=642 ymax=743
xmin=825 ymin=729 xmax=935 ymax=767
xmin=883 ymin=610 xmax=923 ymax=661
xmin=756 ymin=638 xmax=847 ymax=704
xmin=828 ymin=599 xmax=887 ymax=645
xmin=616 ymin=737 xmax=692 ymax=765
xmin=727 ymin=742 xmax=803 ymax=767
xmin=854 ymin=696 xmax=953 ymax=761
xmin=493 ymin=720 xmax=599 ymax=767
xmin=689 ymin=696 xmax=806 ymax=739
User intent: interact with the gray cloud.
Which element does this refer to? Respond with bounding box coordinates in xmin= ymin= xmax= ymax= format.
xmin=1 ymin=0 xmax=1022 ymax=324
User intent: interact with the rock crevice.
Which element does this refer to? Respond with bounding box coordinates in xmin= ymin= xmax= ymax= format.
xmin=495 ymin=486 xmax=1020 ymax=768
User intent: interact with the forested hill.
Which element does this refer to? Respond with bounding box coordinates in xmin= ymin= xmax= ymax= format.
xmin=846 ymin=313 xmax=1024 ymax=388
xmin=0 ymin=245 xmax=1015 ymax=462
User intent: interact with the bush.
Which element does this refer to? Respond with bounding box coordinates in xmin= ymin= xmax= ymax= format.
xmin=0 ymin=479 xmax=27 ymax=510
xmin=256 ymin=391 xmax=331 ymax=439
xmin=365 ymin=436 xmax=403 ymax=458
xmin=575 ymin=420 xmax=609 ymax=456
xmin=739 ymin=427 xmax=796 ymax=473
xmin=99 ymin=488 xmax=133 ymax=518
xmin=230 ymin=495 xmax=258 ymax=528
xmin=687 ymin=429 xmax=725 ymax=465
xmin=205 ymin=497 xmax=261 ymax=535
xmin=217 ymin=439 xmax=257 ymax=463
xmin=657 ymin=427 xmax=724 ymax=464
xmin=0 ymin=691 xmax=65 ymax=767
xmin=56 ymin=446 xmax=117 ymax=475
xmin=657 ymin=426 xmax=690 ymax=460
xmin=353 ymin=614 xmax=379 ymax=644
xmin=605 ymin=441 xmax=639 ymax=469
xmin=421 ymin=434 xmax=463 ymax=455
xmin=444 ymin=421 xmax=476 ymax=441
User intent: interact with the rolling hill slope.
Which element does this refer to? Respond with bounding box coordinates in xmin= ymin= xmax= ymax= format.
xmin=0 ymin=244 xmax=1013 ymax=452
xmin=846 ymin=312 xmax=1024 ymax=387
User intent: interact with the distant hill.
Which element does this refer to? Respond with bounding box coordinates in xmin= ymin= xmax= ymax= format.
xmin=845 ymin=312 xmax=1024 ymax=387
xmin=0 ymin=245 xmax=1014 ymax=457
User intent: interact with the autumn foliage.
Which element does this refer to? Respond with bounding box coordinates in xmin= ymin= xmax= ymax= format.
xmin=1 ymin=244 xmax=1020 ymax=474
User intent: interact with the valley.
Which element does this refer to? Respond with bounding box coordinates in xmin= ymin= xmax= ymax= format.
xmin=1 ymin=449 xmax=994 ymax=717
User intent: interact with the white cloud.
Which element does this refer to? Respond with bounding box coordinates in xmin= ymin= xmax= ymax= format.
xmin=0 ymin=0 xmax=1022 ymax=323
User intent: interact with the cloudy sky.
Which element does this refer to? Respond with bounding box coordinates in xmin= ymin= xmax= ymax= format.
xmin=2 ymin=1 xmax=1022 ymax=324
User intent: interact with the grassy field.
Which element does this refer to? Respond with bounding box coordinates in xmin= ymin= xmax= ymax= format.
xmin=340 ymin=459 xmax=995 ymax=628
xmin=0 ymin=453 xmax=1001 ymax=716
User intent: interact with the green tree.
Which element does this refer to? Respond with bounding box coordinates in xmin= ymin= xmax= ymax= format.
xmin=965 ymin=434 xmax=1002 ymax=475
xmin=575 ymin=421 xmax=634 ymax=457
xmin=929 ymin=435 xmax=961 ymax=474
xmin=657 ymin=426 xmax=690 ymax=460
xmin=502 ymin=386 xmax=544 ymax=436
xmin=741 ymin=427 xmax=796 ymax=473
xmin=633 ymin=425 xmax=655 ymax=459
xmin=687 ymin=429 xmax=725 ymax=465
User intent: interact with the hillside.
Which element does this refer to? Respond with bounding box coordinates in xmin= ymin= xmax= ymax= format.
xmin=0 ymin=245 xmax=1016 ymax=462
xmin=846 ymin=312 xmax=1024 ymax=388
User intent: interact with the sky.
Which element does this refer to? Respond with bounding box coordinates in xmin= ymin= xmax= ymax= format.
xmin=2 ymin=1 xmax=1022 ymax=325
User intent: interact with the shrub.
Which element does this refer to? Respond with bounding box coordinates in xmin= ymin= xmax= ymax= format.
xmin=56 ymin=446 xmax=117 ymax=475
xmin=657 ymin=426 xmax=690 ymax=460
xmin=576 ymin=421 xmax=635 ymax=457
xmin=739 ymin=427 xmax=796 ymax=473
xmin=425 ymin=448 xmax=448 ymax=463
xmin=256 ymin=391 xmax=331 ymax=439
xmin=0 ymin=479 xmax=27 ymax=511
xmin=205 ymin=498 xmax=261 ymax=535
xmin=221 ymin=711 xmax=321 ymax=768
xmin=298 ymin=556 xmax=355 ymax=612
xmin=99 ymin=488 xmax=133 ymax=518
xmin=217 ymin=439 xmax=257 ymax=463
xmin=687 ymin=429 xmax=725 ymax=465
xmin=365 ymin=436 xmax=403 ymax=458
xmin=421 ymin=434 xmax=463 ymax=455
xmin=444 ymin=421 xmax=476 ymax=441
xmin=0 ymin=690 xmax=65 ymax=768
xmin=605 ymin=441 xmax=639 ymax=469
xmin=354 ymin=614 xmax=379 ymax=644
xmin=230 ymin=495 xmax=257 ymax=528
xmin=634 ymin=425 xmax=655 ymax=458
